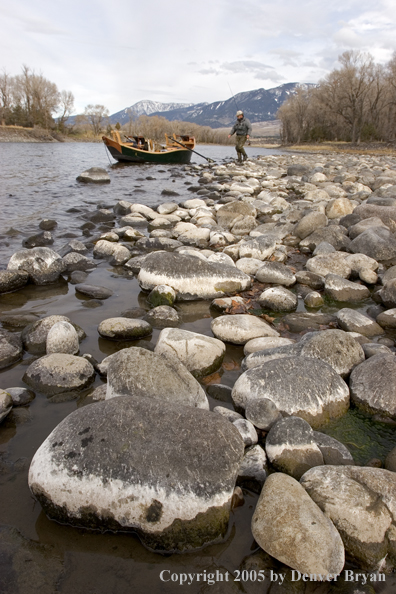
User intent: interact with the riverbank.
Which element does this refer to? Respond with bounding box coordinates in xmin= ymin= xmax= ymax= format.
xmin=284 ymin=141 xmax=396 ymax=156
xmin=1 ymin=148 xmax=396 ymax=592
xmin=0 ymin=125 xmax=99 ymax=143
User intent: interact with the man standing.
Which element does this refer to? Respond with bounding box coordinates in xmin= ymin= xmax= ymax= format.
xmin=228 ymin=110 xmax=252 ymax=163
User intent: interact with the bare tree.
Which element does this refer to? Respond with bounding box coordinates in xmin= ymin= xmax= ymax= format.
xmin=0 ymin=69 xmax=12 ymax=125
xmin=84 ymin=104 xmax=109 ymax=135
xmin=58 ymin=90 xmax=74 ymax=131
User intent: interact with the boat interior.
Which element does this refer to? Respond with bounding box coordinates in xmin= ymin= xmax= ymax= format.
xmin=110 ymin=130 xmax=195 ymax=153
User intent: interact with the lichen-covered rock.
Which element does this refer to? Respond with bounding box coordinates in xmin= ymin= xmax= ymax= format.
xmin=306 ymin=253 xmax=351 ymax=278
xmin=252 ymin=473 xmax=344 ymax=575
xmin=143 ymin=305 xmax=181 ymax=328
xmin=106 ymin=347 xmax=208 ymax=409
xmin=232 ymin=356 xmax=349 ymax=428
xmin=349 ymin=354 xmax=396 ymax=418
xmin=23 ymin=354 xmax=95 ymax=396
xmin=46 ymin=321 xmax=79 ymax=355
xmin=7 ymin=247 xmax=65 ymax=285
xmin=147 ymin=284 xmax=177 ymax=307
xmin=154 ymin=328 xmax=225 ymax=379
xmin=301 ymin=465 xmax=396 ymax=571
xmin=138 ymin=251 xmax=251 ymax=300
xmin=62 ymin=252 xmax=96 ymax=272
xmin=28 ymin=395 xmax=244 ymax=551
xmin=211 ymin=314 xmax=279 ymax=345
xmin=0 ymin=329 xmax=23 ymax=370
xmin=300 ymin=329 xmax=365 ymax=377
xmin=98 ymin=318 xmax=152 ymax=340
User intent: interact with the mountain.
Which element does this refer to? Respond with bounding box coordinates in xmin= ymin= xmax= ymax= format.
xmin=109 ymin=100 xmax=195 ymax=125
xmin=108 ymin=83 xmax=316 ymax=129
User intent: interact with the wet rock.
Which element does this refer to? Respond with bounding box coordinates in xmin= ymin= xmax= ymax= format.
xmin=324 ymin=274 xmax=370 ymax=302
xmin=238 ymin=235 xmax=278 ymax=260
xmin=335 ymin=309 xmax=384 ymax=338
xmin=75 ymin=284 xmax=113 ymax=299
xmin=300 ymin=329 xmax=365 ymax=377
xmin=22 ymin=231 xmax=54 ymax=248
xmin=306 ymin=252 xmax=351 ymax=278
xmin=265 ymin=417 xmax=324 ymax=479
xmin=255 ymin=262 xmax=296 ymax=286
xmin=143 ymin=305 xmax=181 ymax=328
xmin=232 ymin=356 xmax=349 ymax=428
xmin=23 ymin=354 xmax=95 ymax=396
xmin=282 ymin=312 xmax=335 ymax=332
xmin=0 ymin=389 xmax=13 ymax=423
xmin=5 ymin=387 xmax=35 ymax=406
xmin=155 ymin=328 xmax=225 ymax=379
xmin=349 ymin=354 xmax=396 ymax=418
xmin=69 ymin=270 xmax=88 ymax=284
xmin=295 ymin=270 xmax=325 ymax=290
xmin=301 ymin=465 xmax=396 ymax=571
xmin=39 ymin=218 xmax=57 ymax=231
xmin=62 ymin=252 xmax=96 ymax=272
xmin=98 ymin=318 xmax=152 ymax=340
xmin=106 ymin=347 xmax=208 ymax=409
xmin=304 ymin=291 xmax=324 ymax=308
xmin=22 ymin=315 xmax=85 ymax=355
xmin=76 ymin=167 xmax=110 ymax=183
xmin=205 ymin=384 xmax=232 ymax=402
xmin=245 ymin=397 xmax=282 ymax=431
xmin=237 ymin=445 xmax=267 ymax=491
xmin=211 ymin=314 xmax=279 ymax=345
xmin=385 ymin=447 xmax=396 ymax=472
xmin=252 ymin=473 xmax=344 ymax=575
xmin=0 ymin=270 xmax=29 ymax=294
xmin=313 ymin=432 xmax=354 ymax=465
xmin=0 ymin=313 xmax=39 ymax=329
xmin=46 ymin=321 xmax=79 ymax=355
xmin=378 ymin=278 xmax=396 ymax=308
xmin=377 ymin=308 xmax=396 ymax=329
xmin=138 ymin=251 xmax=251 ymax=300
xmin=0 ymin=330 xmax=23 ymax=370
xmin=233 ymin=418 xmax=258 ymax=447
xmin=243 ymin=336 xmax=294 ymax=356
xmin=147 ymin=284 xmax=176 ymax=307
xmin=7 ymin=247 xmax=65 ymax=285
xmin=258 ymin=287 xmax=298 ymax=312
xmin=28 ymin=395 xmax=244 ymax=551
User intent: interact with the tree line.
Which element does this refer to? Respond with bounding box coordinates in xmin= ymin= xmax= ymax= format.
xmin=277 ymin=51 xmax=396 ymax=144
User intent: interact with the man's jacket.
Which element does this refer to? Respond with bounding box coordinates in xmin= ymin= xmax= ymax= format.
xmin=230 ymin=117 xmax=252 ymax=136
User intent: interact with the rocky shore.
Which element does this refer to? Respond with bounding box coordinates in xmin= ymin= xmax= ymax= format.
xmin=2 ymin=150 xmax=396 ymax=588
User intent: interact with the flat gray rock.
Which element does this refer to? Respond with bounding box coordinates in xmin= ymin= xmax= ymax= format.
xmin=306 ymin=252 xmax=351 ymax=278
xmin=252 ymin=473 xmax=344 ymax=575
xmin=23 ymin=354 xmax=95 ymax=396
xmin=324 ymin=274 xmax=370 ymax=302
xmin=238 ymin=235 xmax=278 ymax=261
xmin=154 ymin=328 xmax=225 ymax=379
xmin=255 ymin=262 xmax=296 ymax=286
xmin=138 ymin=251 xmax=251 ymax=300
xmin=232 ymin=356 xmax=350 ymax=428
xmin=301 ymin=465 xmax=396 ymax=571
xmin=106 ymin=346 xmax=208 ymax=409
xmin=211 ymin=314 xmax=279 ymax=345
xmin=28 ymin=395 xmax=244 ymax=551
xmin=62 ymin=253 xmax=96 ymax=272
xmin=335 ymin=309 xmax=384 ymax=338
xmin=300 ymin=225 xmax=350 ymax=252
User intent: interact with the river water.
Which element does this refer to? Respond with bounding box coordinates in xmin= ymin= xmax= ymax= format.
xmin=0 ymin=142 xmax=394 ymax=593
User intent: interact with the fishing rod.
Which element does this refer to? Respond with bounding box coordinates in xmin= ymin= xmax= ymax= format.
xmin=228 ymin=82 xmax=239 ymax=112
xmin=168 ymin=137 xmax=215 ymax=163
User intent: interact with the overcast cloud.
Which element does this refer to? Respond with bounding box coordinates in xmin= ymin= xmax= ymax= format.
xmin=1 ymin=0 xmax=395 ymax=115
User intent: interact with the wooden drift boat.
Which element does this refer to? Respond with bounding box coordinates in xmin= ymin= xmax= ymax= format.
xmin=102 ymin=131 xmax=196 ymax=164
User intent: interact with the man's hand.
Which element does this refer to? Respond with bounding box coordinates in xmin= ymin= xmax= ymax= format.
xmin=228 ymin=134 xmax=231 ymax=138
xmin=247 ymin=135 xmax=250 ymax=139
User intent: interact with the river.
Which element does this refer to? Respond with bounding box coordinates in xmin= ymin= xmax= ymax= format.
xmin=0 ymin=142 xmax=394 ymax=593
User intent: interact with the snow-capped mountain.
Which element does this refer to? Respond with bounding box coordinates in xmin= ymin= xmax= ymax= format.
xmin=109 ymin=100 xmax=195 ymax=124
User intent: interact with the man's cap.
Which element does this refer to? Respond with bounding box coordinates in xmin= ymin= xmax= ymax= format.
xmin=236 ymin=110 xmax=244 ymax=116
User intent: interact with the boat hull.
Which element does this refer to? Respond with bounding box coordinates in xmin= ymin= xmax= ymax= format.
xmin=103 ymin=136 xmax=193 ymax=164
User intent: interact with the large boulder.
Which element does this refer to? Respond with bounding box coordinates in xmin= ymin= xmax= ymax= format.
xmin=106 ymin=347 xmax=209 ymax=409
xmin=138 ymin=251 xmax=251 ymax=300
xmin=232 ymin=356 xmax=349 ymax=428
xmin=28 ymin=395 xmax=244 ymax=551
xmin=23 ymin=354 xmax=95 ymax=396
xmin=349 ymin=354 xmax=396 ymax=418
xmin=252 ymin=473 xmax=344 ymax=575
xmin=211 ymin=314 xmax=279 ymax=345
xmin=301 ymin=466 xmax=396 ymax=571
xmin=154 ymin=328 xmax=225 ymax=379
xmin=7 ymin=248 xmax=65 ymax=285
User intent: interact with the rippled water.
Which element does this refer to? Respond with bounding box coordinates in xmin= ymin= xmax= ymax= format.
xmin=0 ymin=142 xmax=395 ymax=593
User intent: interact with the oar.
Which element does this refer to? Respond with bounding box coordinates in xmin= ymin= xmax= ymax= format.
xmin=168 ymin=136 xmax=214 ymax=163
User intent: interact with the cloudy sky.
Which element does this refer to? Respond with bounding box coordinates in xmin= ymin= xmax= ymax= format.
xmin=1 ymin=0 xmax=395 ymax=115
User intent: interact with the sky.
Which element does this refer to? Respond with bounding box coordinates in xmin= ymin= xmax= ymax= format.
xmin=1 ymin=0 xmax=396 ymax=115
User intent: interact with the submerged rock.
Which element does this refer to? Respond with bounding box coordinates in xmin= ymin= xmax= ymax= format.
xmin=98 ymin=318 xmax=152 ymax=341
xmin=138 ymin=251 xmax=251 ymax=300
xmin=76 ymin=167 xmax=110 ymax=183
xmin=28 ymin=395 xmax=244 ymax=551
xmin=252 ymin=473 xmax=344 ymax=576
xmin=211 ymin=314 xmax=279 ymax=345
